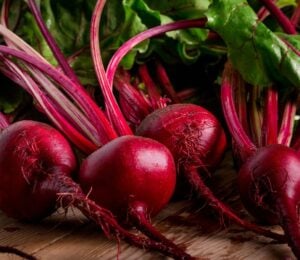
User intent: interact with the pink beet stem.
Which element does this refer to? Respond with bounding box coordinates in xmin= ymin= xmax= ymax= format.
xmin=291 ymin=2 xmax=300 ymax=27
xmin=259 ymin=0 xmax=297 ymax=34
xmin=154 ymin=61 xmax=181 ymax=103
xmin=114 ymin=73 xmax=152 ymax=125
xmin=90 ymin=0 xmax=132 ymax=136
xmin=138 ymin=64 xmax=167 ymax=109
xmin=232 ymin=70 xmax=250 ymax=137
xmin=278 ymin=100 xmax=296 ymax=146
xmin=248 ymin=86 xmax=263 ymax=147
xmin=221 ymin=63 xmax=257 ymax=161
xmin=27 ymin=0 xmax=81 ymax=85
xmin=106 ymin=19 xmax=207 ymax=87
xmin=261 ymin=87 xmax=278 ymax=146
xmin=0 ymin=45 xmax=118 ymax=148
xmin=0 ymin=112 xmax=9 ymax=131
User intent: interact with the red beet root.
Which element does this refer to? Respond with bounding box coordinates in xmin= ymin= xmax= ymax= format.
xmin=78 ymin=135 xmax=193 ymax=259
xmin=0 ymin=120 xmax=76 ymax=221
xmin=136 ymin=103 xmax=284 ymax=241
xmin=238 ymin=144 xmax=300 ymax=258
xmin=137 ymin=104 xmax=226 ymax=171
xmin=0 ymin=120 xmax=191 ymax=259
xmin=79 ymin=135 xmax=176 ymax=217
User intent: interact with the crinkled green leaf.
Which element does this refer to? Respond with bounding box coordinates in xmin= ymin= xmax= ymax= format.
xmin=143 ymin=0 xmax=210 ymax=19
xmin=17 ymin=0 xmax=95 ymax=65
xmin=100 ymin=0 xmax=210 ymax=67
xmin=13 ymin=0 xmax=212 ymax=77
xmin=206 ymin=0 xmax=300 ymax=88
xmin=128 ymin=0 xmax=210 ymax=64
xmin=99 ymin=0 xmax=149 ymax=69
xmin=8 ymin=0 xmax=300 ymax=89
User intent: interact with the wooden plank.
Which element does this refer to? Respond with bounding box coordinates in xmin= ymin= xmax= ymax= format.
xmin=0 ymin=153 xmax=295 ymax=259
xmin=0 ymin=209 xmax=88 ymax=258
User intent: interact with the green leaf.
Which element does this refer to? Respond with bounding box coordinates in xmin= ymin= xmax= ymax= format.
xmin=143 ymin=0 xmax=210 ymax=19
xmin=12 ymin=0 xmax=214 ymax=77
xmin=18 ymin=0 xmax=95 ymax=64
xmin=129 ymin=0 xmax=210 ymax=65
xmin=206 ymin=0 xmax=300 ymax=88
xmin=98 ymin=0 xmax=150 ymax=68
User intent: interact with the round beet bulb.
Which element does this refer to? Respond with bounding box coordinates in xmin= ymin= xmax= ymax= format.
xmin=78 ymin=135 xmax=194 ymax=259
xmin=136 ymin=103 xmax=284 ymax=242
xmin=79 ymin=135 xmax=176 ymax=218
xmin=0 ymin=120 xmax=190 ymax=259
xmin=0 ymin=120 xmax=76 ymax=221
xmin=238 ymin=144 xmax=300 ymax=258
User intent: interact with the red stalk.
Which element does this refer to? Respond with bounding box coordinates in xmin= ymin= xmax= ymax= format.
xmin=261 ymin=87 xmax=278 ymax=146
xmin=27 ymin=0 xmax=81 ymax=85
xmin=0 ymin=5 xmax=47 ymax=61
xmin=233 ymin=71 xmax=250 ymax=137
xmin=138 ymin=64 xmax=167 ymax=109
xmin=114 ymin=72 xmax=152 ymax=126
xmin=106 ymin=18 xmax=207 ymax=86
xmin=259 ymin=0 xmax=297 ymax=34
xmin=269 ymin=0 xmax=299 ymax=147
xmin=0 ymin=45 xmax=117 ymax=149
xmin=0 ymin=24 xmax=118 ymax=146
xmin=0 ymin=57 xmax=98 ymax=153
xmin=154 ymin=61 xmax=181 ymax=103
xmin=0 ymin=2 xmax=117 ymax=146
xmin=177 ymin=88 xmax=199 ymax=101
xmin=257 ymin=5 xmax=270 ymax=21
xmin=221 ymin=63 xmax=257 ymax=161
xmin=0 ymin=112 xmax=9 ymax=131
xmin=90 ymin=0 xmax=132 ymax=136
xmin=274 ymin=0 xmax=299 ymax=147
xmin=278 ymin=100 xmax=297 ymax=146
xmin=291 ymin=2 xmax=300 ymax=27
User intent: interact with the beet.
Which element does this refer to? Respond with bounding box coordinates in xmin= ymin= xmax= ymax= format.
xmin=136 ymin=103 xmax=284 ymax=241
xmin=79 ymin=135 xmax=176 ymax=218
xmin=0 ymin=120 xmax=190 ymax=259
xmin=0 ymin=120 xmax=76 ymax=221
xmin=238 ymin=144 xmax=300 ymax=258
xmin=78 ymin=135 xmax=193 ymax=259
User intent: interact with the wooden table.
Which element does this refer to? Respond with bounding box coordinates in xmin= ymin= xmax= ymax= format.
xmin=0 ymin=153 xmax=295 ymax=260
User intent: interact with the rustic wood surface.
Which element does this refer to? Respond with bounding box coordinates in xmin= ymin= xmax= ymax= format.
xmin=0 ymin=153 xmax=295 ymax=260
